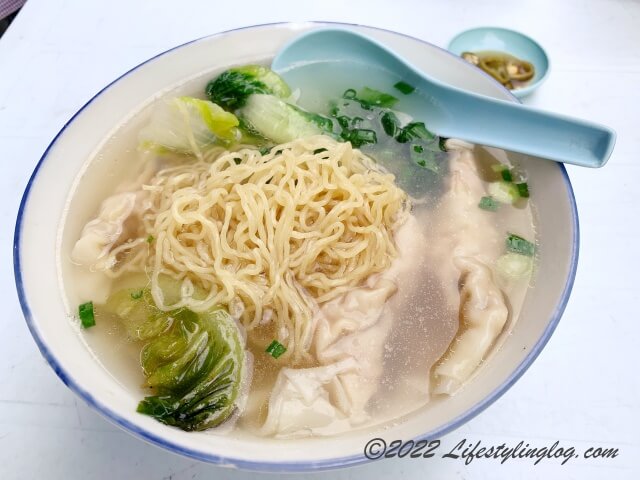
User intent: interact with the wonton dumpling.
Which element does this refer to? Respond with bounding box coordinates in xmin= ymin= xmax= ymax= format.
xmin=71 ymin=192 xmax=138 ymax=270
xmin=427 ymin=141 xmax=509 ymax=394
xmin=260 ymin=358 xmax=357 ymax=437
xmin=314 ymin=277 xmax=397 ymax=424
xmin=432 ymin=257 xmax=508 ymax=394
xmin=261 ymin=276 xmax=396 ymax=437
xmin=261 ymin=216 xmax=431 ymax=437
xmin=72 ymin=159 xmax=156 ymax=271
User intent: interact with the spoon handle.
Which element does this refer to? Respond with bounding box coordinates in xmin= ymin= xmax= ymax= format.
xmin=434 ymin=84 xmax=615 ymax=168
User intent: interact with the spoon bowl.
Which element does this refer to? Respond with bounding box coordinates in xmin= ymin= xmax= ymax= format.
xmin=273 ymin=28 xmax=615 ymax=168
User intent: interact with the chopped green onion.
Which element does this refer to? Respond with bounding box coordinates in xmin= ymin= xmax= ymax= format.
xmin=258 ymin=146 xmax=271 ymax=155
xmin=380 ymin=111 xmax=400 ymax=137
xmin=501 ymin=169 xmax=513 ymax=182
xmin=393 ymin=80 xmax=415 ymax=95
xmin=130 ymin=290 xmax=144 ymax=300
xmin=396 ymin=122 xmax=435 ymax=143
xmin=78 ymin=301 xmax=95 ymax=329
xmin=266 ymin=340 xmax=287 ymax=359
xmin=491 ymin=163 xmax=509 ymax=173
xmin=342 ymin=88 xmax=357 ymax=99
xmin=479 ymin=196 xmax=499 ymax=211
xmin=517 ymin=182 xmax=530 ymax=198
xmin=337 ymin=115 xmax=350 ymax=129
xmin=146 ymin=235 xmax=154 ymax=243
xmin=506 ymin=233 xmax=536 ymax=257
xmin=343 ymin=128 xmax=377 ymax=148
xmin=356 ymin=87 xmax=398 ymax=108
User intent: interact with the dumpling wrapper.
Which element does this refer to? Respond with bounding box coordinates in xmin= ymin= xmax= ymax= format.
xmin=260 ymin=358 xmax=357 ymax=437
xmin=71 ymin=192 xmax=138 ymax=270
xmin=432 ymin=257 xmax=508 ymax=394
xmin=260 ymin=275 xmax=396 ymax=438
xmin=428 ymin=140 xmax=509 ymax=394
xmin=261 ymin=215 xmax=428 ymax=437
xmin=71 ymin=159 xmax=156 ymax=272
xmin=70 ymin=161 xmax=156 ymax=303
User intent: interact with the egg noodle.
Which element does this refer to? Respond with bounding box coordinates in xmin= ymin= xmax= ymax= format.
xmin=110 ymin=135 xmax=409 ymax=361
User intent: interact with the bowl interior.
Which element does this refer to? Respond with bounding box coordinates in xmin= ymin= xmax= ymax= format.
xmin=15 ymin=22 xmax=576 ymax=472
xmin=448 ymin=27 xmax=550 ymax=98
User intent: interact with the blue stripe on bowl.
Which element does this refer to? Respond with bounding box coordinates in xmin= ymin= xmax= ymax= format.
xmin=13 ymin=21 xmax=579 ymax=473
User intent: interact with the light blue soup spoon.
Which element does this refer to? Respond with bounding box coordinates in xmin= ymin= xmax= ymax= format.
xmin=272 ymin=29 xmax=615 ymax=168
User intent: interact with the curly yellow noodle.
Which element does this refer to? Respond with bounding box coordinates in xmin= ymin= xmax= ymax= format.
xmin=112 ymin=135 xmax=408 ymax=362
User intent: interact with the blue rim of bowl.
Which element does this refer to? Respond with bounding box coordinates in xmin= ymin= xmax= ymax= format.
xmin=447 ymin=26 xmax=550 ymax=97
xmin=13 ymin=21 xmax=579 ymax=473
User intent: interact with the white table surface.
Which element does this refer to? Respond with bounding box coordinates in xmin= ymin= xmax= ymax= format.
xmin=1 ymin=0 xmax=639 ymax=478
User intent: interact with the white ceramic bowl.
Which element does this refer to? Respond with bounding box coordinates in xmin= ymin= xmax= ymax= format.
xmin=14 ymin=22 xmax=578 ymax=472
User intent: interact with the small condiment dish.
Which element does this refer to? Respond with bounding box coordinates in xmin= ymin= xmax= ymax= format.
xmin=448 ymin=27 xmax=550 ymax=98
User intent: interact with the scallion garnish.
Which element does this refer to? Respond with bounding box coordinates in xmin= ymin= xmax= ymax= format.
xmin=78 ymin=301 xmax=95 ymax=328
xmin=343 ymin=128 xmax=377 ymax=148
xmin=146 ymin=235 xmax=154 ymax=243
xmin=479 ymin=196 xmax=499 ymax=212
xmin=130 ymin=290 xmax=143 ymax=300
xmin=501 ymin=169 xmax=513 ymax=182
xmin=506 ymin=233 xmax=535 ymax=257
xmin=380 ymin=111 xmax=400 ymax=137
xmin=356 ymin=87 xmax=398 ymax=108
xmin=342 ymin=89 xmax=357 ymax=99
xmin=393 ymin=80 xmax=415 ymax=95
xmin=396 ymin=121 xmax=435 ymax=143
xmin=337 ymin=115 xmax=350 ymax=129
xmin=266 ymin=340 xmax=287 ymax=359
xmin=517 ymin=182 xmax=530 ymax=198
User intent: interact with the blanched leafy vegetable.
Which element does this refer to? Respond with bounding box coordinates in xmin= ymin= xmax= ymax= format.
xmin=207 ymin=66 xmax=335 ymax=144
xmin=139 ymin=97 xmax=241 ymax=154
xmin=238 ymin=94 xmax=334 ymax=144
xmin=102 ymin=281 xmax=247 ymax=431
xmin=206 ymin=65 xmax=292 ymax=110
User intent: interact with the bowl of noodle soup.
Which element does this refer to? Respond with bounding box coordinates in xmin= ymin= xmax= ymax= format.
xmin=14 ymin=22 xmax=578 ymax=471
